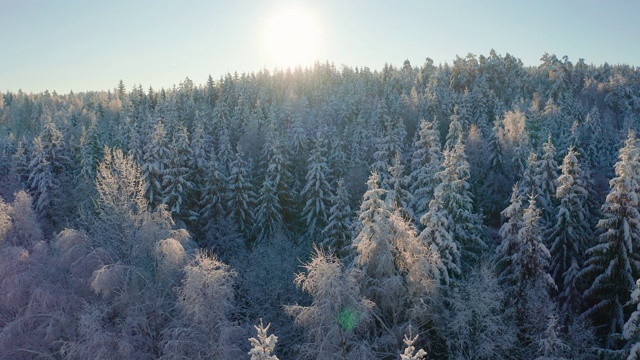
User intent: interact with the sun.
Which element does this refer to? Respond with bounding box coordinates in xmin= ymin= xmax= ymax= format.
xmin=263 ymin=6 xmax=321 ymax=69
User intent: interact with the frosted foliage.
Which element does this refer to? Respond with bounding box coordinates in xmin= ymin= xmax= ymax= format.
xmin=287 ymin=247 xmax=373 ymax=359
xmin=500 ymin=109 xmax=527 ymax=151
xmin=94 ymin=147 xmax=148 ymax=261
xmin=7 ymin=190 xmax=43 ymax=247
xmin=446 ymin=264 xmax=516 ymax=360
xmin=52 ymin=228 xmax=91 ymax=268
xmin=0 ymin=197 xmax=11 ymax=243
xmin=179 ymin=252 xmax=235 ymax=323
xmin=91 ymin=264 xmax=124 ymax=297
xmin=248 ymin=320 xmax=279 ymax=360
xmin=535 ymin=315 xmax=570 ymax=360
xmin=0 ymin=247 xmax=32 ymax=327
xmin=162 ymin=251 xmax=239 ymax=359
xmin=155 ymin=238 xmax=186 ymax=272
xmin=354 ymin=173 xmax=441 ymax=342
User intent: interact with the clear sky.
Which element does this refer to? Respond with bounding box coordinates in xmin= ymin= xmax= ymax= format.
xmin=1 ymin=0 xmax=638 ymax=94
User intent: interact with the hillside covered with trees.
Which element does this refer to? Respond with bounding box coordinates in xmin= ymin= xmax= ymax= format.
xmin=1 ymin=51 xmax=640 ymax=359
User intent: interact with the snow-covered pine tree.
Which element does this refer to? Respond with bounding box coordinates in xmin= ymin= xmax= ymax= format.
xmin=254 ymin=131 xmax=291 ymax=242
xmin=505 ymin=195 xmax=555 ymax=293
xmin=162 ymin=122 xmax=193 ymax=222
xmin=518 ymin=151 xmax=540 ymax=198
xmin=11 ymin=140 xmax=30 ymax=188
xmin=581 ymin=130 xmax=640 ymax=349
xmin=352 ymin=172 xmax=441 ymax=353
xmin=496 ymin=184 xmax=526 ymax=281
xmin=548 ymin=146 xmax=591 ymax=317
xmin=445 ymin=107 xmax=464 ymax=150
xmin=537 ymin=135 xmax=559 ymax=225
xmin=327 ymin=136 xmax=348 ymax=180
xmin=322 ymin=178 xmax=353 ymax=258
xmin=482 ymin=117 xmax=511 ymax=224
xmin=141 ymin=118 xmax=170 ymax=209
xmin=408 ymin=119 xmax=442 ymax=225
xmin=423 ymin=138 xmax=485 ymax=273
xmin=400 ymin=326 xmax=427 ymax=360
xmin=28 ymin=118 xmax=70 ymax=228
xmin=512 ymin=132 xmax=532 ymax=180
xmin=625 ymin=278 xmax=640 ymax=360
xmin=582 ymin=106 xmax=605 ymax=170
xmin=502 ymin=195 xmax=557 ymax=358
xmin=371 ymin=109 xmax=405 ymax=189
xmin=127 ymin=119 xmax=144 ymax=165
xmin=386 ymin=151 xmax=414 ymax=219
xmin=216 ymin=121 xmax=234 ymax=180
xmin=187 ymin=114 xmax=210 ymax=225
xmin=419 ymin=198 xmax=459 ymax=284
xmin=248 ymin=319 xmax=279 ymax=360
xmin=259 ymin=125 xmax=295 ymax=226
xmin=198 ymin=154 xmax=227 ymax=239
xmin=535 ymin=314 xmax=570 ymax=360
xmin=301 ymin=133 xmax=332 ymax=238
xmin=227 ymin=145 xmax=256 ymax=235
xmin=28 ymin=136 xmax=53 ymax=217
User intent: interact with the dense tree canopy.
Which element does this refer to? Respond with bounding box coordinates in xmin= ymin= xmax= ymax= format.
xmin=0 ymin=52 xmax=639 ymax=358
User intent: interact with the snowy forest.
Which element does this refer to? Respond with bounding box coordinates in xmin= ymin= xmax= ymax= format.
xmin=1 ymin=51 xmax=640 ymax=359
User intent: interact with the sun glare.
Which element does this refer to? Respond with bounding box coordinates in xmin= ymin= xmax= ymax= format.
xmin=263 ymin=6 xmax=321 ymax=69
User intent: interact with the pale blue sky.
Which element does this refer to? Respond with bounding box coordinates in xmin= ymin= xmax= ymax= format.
xmin=1 ymin=0 xmax=638 ymax=93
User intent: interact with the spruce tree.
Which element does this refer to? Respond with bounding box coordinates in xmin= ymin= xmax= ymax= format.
xmin=408 ymin=119 xmax=442 ymax=225
xmin=141 ymin=118 xmax=170 ymax=209
xmin=301 ymin=133 xmax=332 ymax=238
xmin=28 ymin=119 xmax=69 ymax=227
xmin=537 ymin=135 xmax=559 ymax=225
xmin=424 ymin=138 xmax=485 ymax=272
xmin=227 ymin=145 xmax=256 ymax=234
xmin=581 ymin=130 xmax=640 ymax=348
xmin=548 ymin=147 xmax=591 ymax=317
xmin=386 ymin=151 xmax=414 ymax=219
xmin=322 ymin=178 xmax=353 ymax=257
xmin=445 ymin=108 xmax=464 ymax=150
xmin=352 ymin=172 xmax=440 ymax=352
xmin=162 ymin=123 xmax=193 ymax=221
xmin=500 ymin=196 xmax=556 ymax=358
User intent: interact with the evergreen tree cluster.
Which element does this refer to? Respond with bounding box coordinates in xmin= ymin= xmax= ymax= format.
xmin=1 ymin=52 xmax=640 ymax=358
